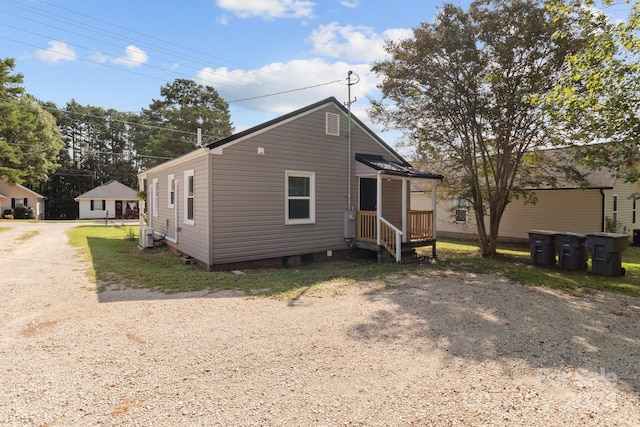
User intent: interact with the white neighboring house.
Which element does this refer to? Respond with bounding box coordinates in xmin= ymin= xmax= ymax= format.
xmin=0 ymin=177 xmax=46 ymax=219
xmin=74 ymin=179 xmax=139 ymax=220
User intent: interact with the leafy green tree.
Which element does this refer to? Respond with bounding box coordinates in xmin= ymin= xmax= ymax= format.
xmin=370 ymin=0 xmax=581 ymax=256
xmin=545 ymin=0 xmax=640 ymax=182
xmin=139 ymin=78 xmax=233 ymax=168
xmin=0 ymin=58 xmax=64 ymax=185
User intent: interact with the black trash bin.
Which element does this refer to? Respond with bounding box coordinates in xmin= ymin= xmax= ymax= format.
xmin=633 ymin=229 xmax=640 ymax=246
xmin=555 ymin=232 xmax=588 ymax=271
xmin=528 ymin=230 xmax=557 ymax=266
xmin=586 ymin=233 xmax=629 ymax=277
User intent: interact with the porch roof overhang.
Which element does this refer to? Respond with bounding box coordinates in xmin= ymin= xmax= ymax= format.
xmin=355 ymin=153 xmax=443 ymax=180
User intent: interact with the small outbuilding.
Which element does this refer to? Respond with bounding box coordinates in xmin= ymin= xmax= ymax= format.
xmin=75 ymin=179 xmax=139 ymax=219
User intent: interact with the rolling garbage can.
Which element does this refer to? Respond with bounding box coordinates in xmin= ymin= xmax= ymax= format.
xmin=633 ymin=229 xmax=640 ymax=246
xmin=555 ymin=232 xmax=588 ymax=271
xmin=528 ymin=230 xmax=557 ymax=266
xmin=586 ymin=233 xmax=629 ymax=277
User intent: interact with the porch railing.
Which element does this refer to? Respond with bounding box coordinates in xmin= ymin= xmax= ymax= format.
xmin=407 ymin=210 xmax=434 ymax=241
xmin=380 ymin=217 xmax=402 ymax=262
xmin=356 ymin=210 xmax=435 ymax=262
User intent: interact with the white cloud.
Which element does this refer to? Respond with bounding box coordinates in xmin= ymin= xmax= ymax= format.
xmin=308 ymin=22 xmax=413 ymax=63
xmin=112 ymin=45 xmax=148 ymax=68
xmin=35 ymin=41 xmax=77 ymax=63
xmin=216 ymin=0 xmax=315 ymax=20
xmin=341 ymin=0 xmax=359 ymax=8
xmin=194 ymin=58 xmax=388 ymax=137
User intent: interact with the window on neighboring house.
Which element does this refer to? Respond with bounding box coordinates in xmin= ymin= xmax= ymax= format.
xmin=90 ymin=200 xmax=106 ymax=211
xmin=11 ymin=198 xmax=27 ymax=208
xmin=633 ymin=197 xmax=637 ymax=224
xmin=168 ymin=174 xmax=175 ymax=208
xmin=612 ymin=194 xmax=618 ymax=224
xmin=184 ymin=169 xmax=194 ymax=225
xmin=454 ymin=197 xmax=468 ymax=223
xmin=285 ymin=171 xmax=315 ymax=225
xmin=152 ymin=178 xmax=158 ymax=217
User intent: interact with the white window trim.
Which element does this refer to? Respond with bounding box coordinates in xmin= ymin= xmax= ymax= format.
xmin=612 ymin=194 xmax=618 ymax=223
xmin=184 ymin=169 xmax=195 ymax=226
xmin=285 ymin=170 xmax=316 ymax=225
xmin=167 ymin=174 xmax=175 ymax=208
xmin=152 ymin=178 xmax=158 ymax=217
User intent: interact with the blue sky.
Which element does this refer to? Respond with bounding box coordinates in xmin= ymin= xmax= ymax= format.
xmin=0 ymin=0 xmax=473 ymax=148
xmin=0 ymin=0 xmax=631 ymax=150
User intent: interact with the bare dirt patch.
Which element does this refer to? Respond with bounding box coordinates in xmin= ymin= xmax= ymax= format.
xmin=0 ymin=221 xmax=638 ymax=426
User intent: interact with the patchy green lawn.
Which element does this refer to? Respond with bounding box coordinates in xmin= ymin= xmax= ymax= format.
xmin=68 ymin=226 xmax=640 ymax=298
xmin=429 ymin=238 xmax=640 ymax=298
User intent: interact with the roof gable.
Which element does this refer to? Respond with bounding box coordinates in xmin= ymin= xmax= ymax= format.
xmin=75 ymin=179 xmax=138 ymax=200
xmin=206 ymin=97 xmax=406 ymax=162
xmin=0 ymin=178 xmax=45 ymax=199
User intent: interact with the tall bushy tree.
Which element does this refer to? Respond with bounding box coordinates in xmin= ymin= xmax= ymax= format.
xmin=0 ymin=58 xmax=63 ymax=184
xmin=370 ymin=0 xmax=580 ymax=256
xmin=139 ymin=78 xmax=233 ymax=168
xmin=545 ymin=0 xmax=640 ymax=182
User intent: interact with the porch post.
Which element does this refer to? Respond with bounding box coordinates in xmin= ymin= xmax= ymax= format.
xmin=376 ymin=172 xmax=382 ymax=245
xmin=402 ymin=178 xmax=407 ymax=243
xmin=431 ymin=181 xmax=437 ymax=239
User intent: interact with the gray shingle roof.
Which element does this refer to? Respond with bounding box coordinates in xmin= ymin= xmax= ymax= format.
xmin=355 ymin=153 xmax=443 ymax=180
xmin=75 ymin=180 xmax=138 ymax=200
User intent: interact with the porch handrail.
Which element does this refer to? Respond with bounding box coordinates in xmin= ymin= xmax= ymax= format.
xmin=380 ymin=217 xmax=403 ymax=263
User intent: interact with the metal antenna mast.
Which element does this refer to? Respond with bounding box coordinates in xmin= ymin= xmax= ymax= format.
xmin=346 ymin=70 xmax=358 ymax=211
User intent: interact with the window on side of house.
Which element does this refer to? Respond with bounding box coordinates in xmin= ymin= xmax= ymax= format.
xmin=90 ymin=200 xmax=106 ymax=211
xmin=168 ymin=174 xmax=175 ymax=208
xmin=152 ymin=178 xmax=159 ymax=217
xmin=184 ymin=169 xmax=194 ymax=225
xmin=285 ymin=171 xmax=315 ymax=225
xmin=633 ymin=197 xmax=637 ymax=224
xmin=454 ymin=197 xmax=468 ymax=223
xmin=612 ymin=194 xmax=618 ymax=223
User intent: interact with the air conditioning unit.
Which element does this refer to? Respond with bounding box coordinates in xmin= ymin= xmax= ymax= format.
xmin=139 ymin=227 xmax=154 ymax=248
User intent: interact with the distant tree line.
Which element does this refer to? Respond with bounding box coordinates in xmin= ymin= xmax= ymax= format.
xmin=0 ymin=58 xmax=233 ymax=219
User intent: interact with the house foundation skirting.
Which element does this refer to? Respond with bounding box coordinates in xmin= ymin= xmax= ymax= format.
xmin=162 ymin=241 xmax=376 ymax=272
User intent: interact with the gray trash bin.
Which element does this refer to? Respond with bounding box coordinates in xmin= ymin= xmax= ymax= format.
xmin=555 ymin=232 xmax=588 ymax=271
xmin=528 ymin=230 xmax=557 ymax=266
xmin=586 ymin=233 xmax=629 ymax=277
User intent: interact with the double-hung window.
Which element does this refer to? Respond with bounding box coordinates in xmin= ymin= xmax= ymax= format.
xmin=90 ymin=200 xmax=105 ymax=211
xmin=168 ymin=174 xmax=175 ymax=208
xmin=285 ymin=171 xmax=315 ymax=225
xmin=152 ymin=178 xmax=158 ymax=217
xmin=184 ymin=169 xmax=194 ymax=225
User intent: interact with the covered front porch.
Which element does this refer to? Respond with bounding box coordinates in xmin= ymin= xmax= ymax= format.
xmin=351 ymin=154 xmax=443 ymax=262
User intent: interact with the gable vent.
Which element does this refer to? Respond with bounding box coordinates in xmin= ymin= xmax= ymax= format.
xmin=326 ymin=112 xmax=340 ymax=136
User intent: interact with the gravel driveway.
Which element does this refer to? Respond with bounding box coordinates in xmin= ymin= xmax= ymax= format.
xmin=1 ymin=220 xmax=639 ymax=426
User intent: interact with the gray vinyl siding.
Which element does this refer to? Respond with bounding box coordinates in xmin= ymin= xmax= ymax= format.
xmin=146 ymin=154 xmax=210 ymax=265
xmin=381 ymin=179 xmax=403 ymax=228
xmin=210 ymin=103 xmax=403 ymax=265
